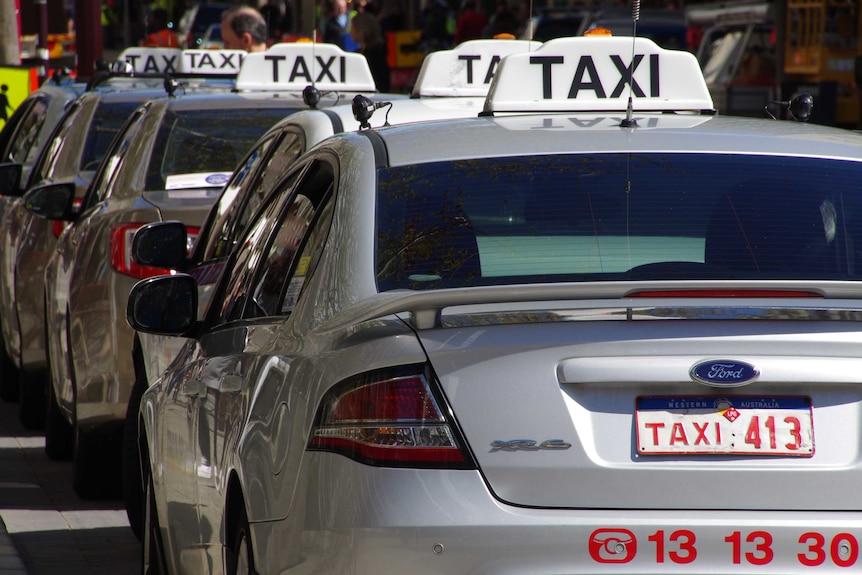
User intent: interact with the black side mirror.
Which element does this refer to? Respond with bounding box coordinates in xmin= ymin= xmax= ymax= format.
xmin=0 ymin=163 xmax=23 ymax=197
xmin=132 ymin=221 xmax=189 ymax=269
xmin=23 ymin=182 xmax=77 ymax=220
xmin=126 ymin=274 xmax=199 ymax=336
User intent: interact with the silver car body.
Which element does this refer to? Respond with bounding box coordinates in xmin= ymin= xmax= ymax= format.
xmin=0 ymin=86 xmax=166 ymax=427
xmin=133 ymin=36 xmax=862 ymax=573
xmin=39 ymin=42 xmax=398 ymax=499
xmin=0 ymin=48 xmax=245 ymax=421
xmin=134 ymin=38 xmax=542 ymax=391
xmin=0 ymin=78 xmax=83 ymax=397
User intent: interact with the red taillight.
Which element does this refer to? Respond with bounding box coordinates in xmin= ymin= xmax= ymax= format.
xmin=309 ymin=368 xmax=475 ymax=469
xmin=110 ymin=222 xmax=200 ymax=279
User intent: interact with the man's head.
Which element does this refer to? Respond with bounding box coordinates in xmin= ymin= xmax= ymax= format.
xmin=222 ymin=6 xmax=268 ymax=52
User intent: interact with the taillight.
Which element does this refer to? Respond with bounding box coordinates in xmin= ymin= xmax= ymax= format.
xmin=110 ymin=222 xmax=200 ymax=279
xmin=308 ymin=366 xmax=475 ymax=469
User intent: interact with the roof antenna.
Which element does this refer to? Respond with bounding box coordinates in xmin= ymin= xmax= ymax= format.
xmin=620 ymin=0 xmax=640 ymax=128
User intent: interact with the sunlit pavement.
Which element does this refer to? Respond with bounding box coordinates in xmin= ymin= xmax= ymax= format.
xmin=0 ymin=400 xmax=138 ymax=574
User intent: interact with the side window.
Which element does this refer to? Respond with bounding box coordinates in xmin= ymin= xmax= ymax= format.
xmin=82 ymin=108 xmax=146 ymax=210
xmin=203 ymin=132 xmax=279 ymax=262
xmin=29 ymin=100 xmax=83 ymax=186
xmin=214 ymin=193 xmax=285 ymax=325
xmin=230 ymin=131 xmax=305 ymax=244
xmin=9 ymin=97 xmax=49 ymax=164
xmin=249 ymin=161 xmax=335 ymax=318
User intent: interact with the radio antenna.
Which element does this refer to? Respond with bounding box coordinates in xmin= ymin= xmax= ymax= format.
xmin=620 ymin=0 xmax=640 ymax=128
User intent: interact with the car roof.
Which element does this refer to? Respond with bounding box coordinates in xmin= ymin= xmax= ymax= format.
xmin=370 ymin=113 xmax=862 ymax=167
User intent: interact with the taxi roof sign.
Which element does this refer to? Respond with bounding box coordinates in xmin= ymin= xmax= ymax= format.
xmin=411 ymin=38 xmax=542 ymax=98
xmin=117 ymin=48 xmax=247 ymax=76
xmin=483 ymin=37 xmax=715 ymax=114
xmin=234 ymin=43 xmax=376 ymax=92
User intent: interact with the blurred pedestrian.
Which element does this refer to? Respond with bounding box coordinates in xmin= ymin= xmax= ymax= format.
xmin=454 ymin=0 xmax=487 ymax=44
xmin=260 ymin=0 xmax=293 ymax=41
xmin=323 ymin=0 xmax=350 ymax=48
xmin=142 ymin=8 xmax=180 ymax=47
xmin=221 ymin=6 xmax=268 ymax=52
xmin=0 ymin=85 xmax=12 ymax=125
xmin=351 ymin=12 xmax=390 ymax=91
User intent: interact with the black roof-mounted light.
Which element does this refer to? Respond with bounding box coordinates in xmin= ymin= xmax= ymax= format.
xmin=352 ymin=95 xmax=392 ymax=129
xmin=766 ymin=93 xmax=814 ymax=122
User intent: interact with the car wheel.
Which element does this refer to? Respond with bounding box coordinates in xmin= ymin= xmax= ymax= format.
xmin=44 ymin=375 xmax=73 ymax=460
xmin=142 ymin=472 xmax=168 ymax=575
xmin=17 ymin=367 xmax=46 ymax=429
xmin=123 ymin=362 xmax=147 ymax=541
xmin=227 ymin=502 xmax=255 ymax=575
xmin=73 ymin=418 xmax=123 ymax=500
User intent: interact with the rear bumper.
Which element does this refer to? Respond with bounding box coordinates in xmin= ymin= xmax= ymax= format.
xmin=249 ymin=454 xmax=862 ymax=574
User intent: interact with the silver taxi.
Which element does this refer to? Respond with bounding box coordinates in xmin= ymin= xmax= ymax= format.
xmin=129 ymin=34 xmax=862 ymax=573
xmin=0 ymin=75 xmax=83 ymax=400
xmin=124 ymin=37 xmax=538 ymax=537
xmin=0 ymin=49 xmax=248 ymax=431
xmin=26 ymin=42 xmax=391 ymax=505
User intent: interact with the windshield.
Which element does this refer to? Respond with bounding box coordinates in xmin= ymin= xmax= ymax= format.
xmin=375 ymin=153 xmax=862 ymax=290
xmin=145 ymin=108 xmax=296 ymax=190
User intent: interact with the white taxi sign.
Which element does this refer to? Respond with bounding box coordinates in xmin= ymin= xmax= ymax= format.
xmin=411 ymin=38 xmax=542 ymax=98
xmin=117 ymin=48 xmax=247 ymax=76
xmin=235 ymin=42 xmax=377 ymax=92
xmin=177 ymin=49 xmax=247 ymax=75
xmin=117 ymin=47 xmax=181 ymax=75
xmin=483 ymin=36 xmax=714 ymax=114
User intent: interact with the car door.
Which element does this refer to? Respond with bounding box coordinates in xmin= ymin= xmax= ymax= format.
xmin=190 ymin=159 xmax=336 ymax=549
xmin=65 ymin=104 xmax=155 ymax=406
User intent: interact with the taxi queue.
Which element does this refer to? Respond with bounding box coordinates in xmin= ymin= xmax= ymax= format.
xmin=4 ymin=23 xmax=862 ymax=575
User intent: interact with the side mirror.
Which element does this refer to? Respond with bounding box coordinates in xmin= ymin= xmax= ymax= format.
xmin=23 ymin=182 xmax=77 ymax=220
xmin=0 ymin=163 xmax=23 ymax=197
xmin=133 ymin=221 xmax=189 ymax=269
xmin=126 ymin=274 xmax=199 ymax=336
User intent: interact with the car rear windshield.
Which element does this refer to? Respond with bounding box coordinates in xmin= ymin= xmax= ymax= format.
xmin=145 ymin=108 xmax=296 ymax=190
xmin=375 ymin=153 xmax=862 ymax=291
xmin=80 ymin=101 xmax=140 ymax=171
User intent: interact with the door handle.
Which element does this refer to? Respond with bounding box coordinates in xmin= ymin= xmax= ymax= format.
xmin=219 ymin=374 xmax=242 ymax=393
xmin=180 ymin=378 xmax=206 ymax=398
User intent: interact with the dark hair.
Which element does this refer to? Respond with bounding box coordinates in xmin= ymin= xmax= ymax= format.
xmin=224 ymin=7 xmax=268 ymax=45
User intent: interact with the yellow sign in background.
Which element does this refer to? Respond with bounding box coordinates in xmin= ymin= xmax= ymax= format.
xmin=0 ymin=67 xmax=39 ymax=127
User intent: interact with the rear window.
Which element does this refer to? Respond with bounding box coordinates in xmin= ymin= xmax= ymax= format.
xmin=79 ymin=100 xmax=140 ymax=171
xmin=375 ymin=153 xmax=862 ymax=291
xmin=145 ymin=107 xmax=296 ymax=190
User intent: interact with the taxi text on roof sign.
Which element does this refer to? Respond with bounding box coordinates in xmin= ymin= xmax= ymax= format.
xmin=483 ymin=37 xmax=715 ymax=114
xmin=235 ymin=43 xmax=376 ymax=92
xmin=411 ymin=38 xmax=542 ymax=98
xmin=117 ymin=48 xmax=247 ymax=76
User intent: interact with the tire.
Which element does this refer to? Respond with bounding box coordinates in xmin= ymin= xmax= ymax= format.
xmin=17 ymin=367 xmax=46 ymax=430
xmin=45 ymin=291 xmax=73 ymax=460
xmin=44 ymin=375 xmax=73 ymax=460
xmin=227 ymin=501 xmax=255 ymax=575
xmin=73 ymin=418 xmax=123 ymax=500
xmin=123 ymin=360 xmax=147 ymax=541
xmin=142 ymin=472 xmax=168 ymax=575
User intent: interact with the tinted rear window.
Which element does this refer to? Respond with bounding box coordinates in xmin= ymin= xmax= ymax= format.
xmin=145 ymin=107 xmax=296 ymax=190
xmin=375 ymin=153 xmax=862 ymax=290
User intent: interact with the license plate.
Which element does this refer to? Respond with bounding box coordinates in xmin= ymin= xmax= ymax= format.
xmin=636 ymin=396 xmax=814 ymax=456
